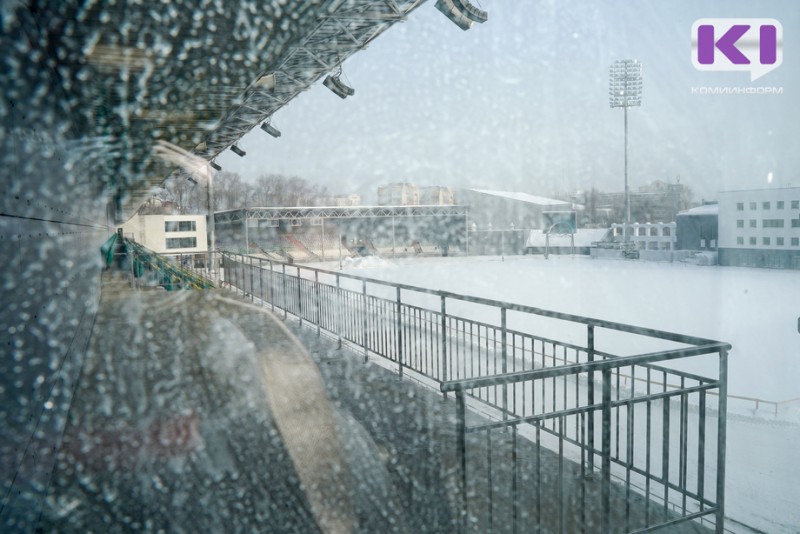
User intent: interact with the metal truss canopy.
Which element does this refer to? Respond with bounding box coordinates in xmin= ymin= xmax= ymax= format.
xmin=195 ymin=0 xmax=428 ymax=163
xmin=215 ymin=205 xmax=468 ymax=224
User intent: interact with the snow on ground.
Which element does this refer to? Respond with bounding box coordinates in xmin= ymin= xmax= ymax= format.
xmin=331 ymin=254 xmax=800 ymax=532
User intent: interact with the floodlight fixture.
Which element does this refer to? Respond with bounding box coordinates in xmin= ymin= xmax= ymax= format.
xmin=323 ymin=74 xmax=355 ymax=99
xmin=209 ymin=160 xmax=222 ymax=171
xmin=435 ymin=0 xmax=487 ymax=30
xmin=609 ymin=59 xmax=642 ymax=108
xmin=608 ymin=59 xmax=643 ymax=243
xmin=453 ymin=0 xmax=487 ymax=23
xmin=255 ymin=73 xmax=276 ymax=91
xmin=230 ymin=144 xmax=246 ymax=157
xmin=260 ymin=121 xmax=281 ymax=138
xmin=187 ymin=176 xmax=198 ymax=185
xmin=435 ymin=0 xmax=473 ymax=30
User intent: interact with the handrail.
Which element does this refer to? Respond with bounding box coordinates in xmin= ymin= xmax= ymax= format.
xmin=240 ymin=253 xmax=727 ymax=348
xmin=440 ymin=343 xmax=728 ymax=392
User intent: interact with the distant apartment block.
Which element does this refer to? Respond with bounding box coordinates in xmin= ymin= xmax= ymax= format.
xmin=718 ymin=187 xmax=800 ymax=269
xmin=120 ymin=214 xmax=208 ymax=256
xmin=377 ymin=183 xmax=419 ymax=206
xmin=421 ymin=186 xmax=455 ymax=205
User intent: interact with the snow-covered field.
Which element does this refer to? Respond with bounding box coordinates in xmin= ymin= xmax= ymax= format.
xmin=336 ymin=254 xmax=800 ymax=408
xmin=330 ymin=254 xmax=800 ymax=533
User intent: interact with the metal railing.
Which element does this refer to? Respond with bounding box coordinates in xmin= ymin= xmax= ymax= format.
xmin=220 ymin=252 xmax=730 ymax=533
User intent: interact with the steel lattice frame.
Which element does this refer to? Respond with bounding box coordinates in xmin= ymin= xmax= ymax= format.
xmin=194 ymin=0 xmax=428 ymax=162
xmin=214 ymin=204 xmax=468 ymax=224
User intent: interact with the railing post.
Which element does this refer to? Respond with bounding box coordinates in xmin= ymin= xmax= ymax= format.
xmin=282 ymin=263 xmax=288 ymax=320
xmin=362 ymin=280 xmax=368 ymax=362
xmin=456 ymin=389 xmax=468 ymax=534
xmin=587 ymin=324 xmax=596 ymax=474
xmin=240 ymin=253 xmax=245 ymax=297
xmin=315 ymin=270 xmax=321 ymax=337
xmin=601 ymin=368 xmax=612 ymax=533
xmin=716 ymin=349 xmax=728 ymax=534
xmin=396 ymin=286 xmax=403 ymax=378
xmin=336 ymin=274 xmax=342 ymax=349
xmin=258 ymin=258 xmax=264 ymax=306
xmin=501 ymin=307 xmax=508 ymax=421
xmin=441 ymin=295 xmax=448 ymax=391
xmin=249 ymin=255 xmax=254 ymax=302
xmin=269 ymin=260 xmax=275 ymax=312
xmin=297 ymin=266 xmax=303 ymax=327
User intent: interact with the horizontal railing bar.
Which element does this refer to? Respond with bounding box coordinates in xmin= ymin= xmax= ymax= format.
xmin=466 ymin=382 xmax=719 ymax=433
xmin=442 ymin=344 xmax=726 ymax=391
xmin=225 ymin=252 xmax=727 ymax=348
xmin=629 ymin=508 xmax=717 ymax=533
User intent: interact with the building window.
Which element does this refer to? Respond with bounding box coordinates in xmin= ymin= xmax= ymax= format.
xmin=700 ymin=239 xmax=706 ymax=248
xmin=736 ymin=220 xmax=744 ymax=228
xmin=662 ymin=227 xmax=671 ymax=236
xmin=793 ymin=200 xmax=800 ymax=209
xmin=777 ymin=201 xmax=785 ymax=209
xmin=793 ymin=238 xmax=800 ymax=247
xmin=638 ymin=227 xmax=646 ymax=236
xmin=763 ymin=202 xmax=771 ymax=210
xmin=736 ymin=237 xmax=744 ymax=245
xmin=736 ymin=202 xmax=744 ymax=211
xmin=792 ymin=219 xmax=800 ymax=228
xmin=749 ymin=220 xmax=757 ymax=228
xmin=166 ymin=237 xmax=197 ymax=249
xmin=777 ymin=237 xmax=784 ymax=246
xmin=750 ymin=237 xmax=757 ymax=245
xmin=763 ymin=237 xmax=770 ymax=246
xmin=650 ymin=227 xmax=658 ymax=236
xmin=750 ymin=202 xmax=757 ymax=210
xmin=165 ymin=220 xmax=196 ymax=232
xmin=763 ymin=219 xmax=785 ymax=228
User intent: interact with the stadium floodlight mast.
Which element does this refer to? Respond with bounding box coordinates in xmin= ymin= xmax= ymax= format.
xmin=609 ymin=59 xmax=642 ymax=243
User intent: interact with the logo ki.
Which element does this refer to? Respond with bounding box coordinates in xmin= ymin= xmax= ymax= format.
xmin=692 ymin=19 xmax=783 ymax=81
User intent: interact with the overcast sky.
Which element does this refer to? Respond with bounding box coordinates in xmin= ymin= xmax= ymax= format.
xmin=216 ymin=0 xmax=799 ymax=204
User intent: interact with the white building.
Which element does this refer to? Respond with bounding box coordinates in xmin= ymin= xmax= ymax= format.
xmin=718 ymin=187 xmax=800 ymax=269
xmin=421 ymin=186 xmax=455 ymax=205
xmin=611 ymin=222 xmax=677 ymax=252
xmin=377 ymin=183 xmax=419 ymax=206
xmin=119 ymin=214 xmax=208 ymax=257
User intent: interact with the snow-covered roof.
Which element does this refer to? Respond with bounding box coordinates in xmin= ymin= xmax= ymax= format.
xmin=525 ymin=228 xmax=611 ymax=248
xmin=678 ymin=204 xmax=719 ymax=216
xmin=467 ymin=189 xmax=570 ymax=207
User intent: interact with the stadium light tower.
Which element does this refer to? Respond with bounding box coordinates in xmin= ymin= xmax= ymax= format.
xmin=609 ymin=59 xmax=642 ymax=242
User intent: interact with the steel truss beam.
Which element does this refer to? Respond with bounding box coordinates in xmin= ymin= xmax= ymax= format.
xmin=214 ymin=204 xmax=468 ymax=224
xmin=194 ymin=0 xmax=428 ymax=162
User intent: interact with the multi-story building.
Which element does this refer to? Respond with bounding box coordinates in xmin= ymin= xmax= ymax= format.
xmin=119 ymin=213 xmax=208 ymax=259
xmin=421 ymin=186 xmax=455 ymax=205
xmin=718 ymin=187 xmax=800 ymax=269
xmin=377 ymin=183 xmax=419 ymax=206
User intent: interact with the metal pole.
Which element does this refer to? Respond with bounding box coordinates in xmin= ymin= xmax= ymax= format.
xmin=362 ymin=280 xmax=368 ymax=362
xmin=338 ymin=233 xmax=343 ymax=270
xmin=456 ymin=390 xmax=468 ymax=534
xmin=321 ymin=218 xmax=326 ymax=261
xmin=208 ymin=171 xmax=216 ymax=280
xmin=396 ymin=286 xmax=403 ymax=377
xmin=588 ymin=325 xmax=595 ymax=474
xmin=601 ymin=368 xmax=612 ymax=533
xmin=716 ymin=349 xmax=728 ymax=534
xmin=501 ymin=307 xmax=508 ymax=421
xmin=624 ymin=104 xmax=630 ymax=243
xmin=244 ymin=204 xmax=249 ymax=254
xmin=392 ymin=215 xmax=396 ymax=258
xmin=336 ymin=273 xmax=342 ymax=349
xmin=441 ymin=295 xmax=448 ymax=391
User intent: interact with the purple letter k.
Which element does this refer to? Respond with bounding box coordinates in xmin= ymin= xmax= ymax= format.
xmin=697 ymin=24 xmax=751 ymax=65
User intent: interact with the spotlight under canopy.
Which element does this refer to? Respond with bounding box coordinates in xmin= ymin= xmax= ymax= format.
xmin=435 ymin=0 xmax=487 ymax=30
xmin=209 ymin=160 xmax=222 ymax=171
xmin=323 ymin=75 xmax=355 ymax=99
xmin=260 ymin=121 xmax=281 ymax=138
xmin=230 ymin=144 xmax=246 ymax=157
